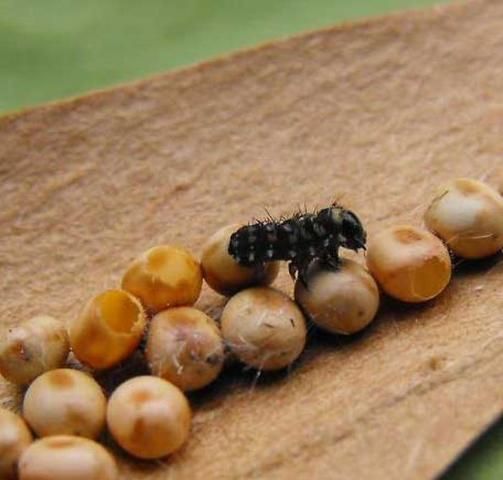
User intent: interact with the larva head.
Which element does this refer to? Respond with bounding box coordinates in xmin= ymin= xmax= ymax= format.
xmin=317 ymin=207 xmax=366 ymax=251
xmin=340 ymin=209 xmax=367 ymax=251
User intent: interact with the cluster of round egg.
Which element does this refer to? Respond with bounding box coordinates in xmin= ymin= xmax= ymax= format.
xmin=1 ymin=176 xmax=502 ymax=480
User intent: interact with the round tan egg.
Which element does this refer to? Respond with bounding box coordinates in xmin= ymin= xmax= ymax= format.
xmin=146 ymin=307 xmax=224 ymax=391
xmin=0 ymin=408 xmax=33 ymax=480
xmin=106 ymin=376 xmax=191 ymax=459
xmin=68 ymin=289 xmax=146 ymax=369
xmin=367 ymin=225 xmax=452 ymax=303
xmin=221 ymin=287 xmax=307 ymax=371
xmin=424 ymin=178 xmax=503 ymax=258
xmin=122 ymin=245 xmax=203 ymax=312
xmin=201 ymin=224 xmax=279 ymax=295
xmin=23 ymin=369 xmax=106 ymax=439
xmin=0 ymin=315 xmax=69 ymax=385
xmin=18 ymin=436 xmax=117 ymax=480
xmin=295 ymin=259 xmax=379 ymax=335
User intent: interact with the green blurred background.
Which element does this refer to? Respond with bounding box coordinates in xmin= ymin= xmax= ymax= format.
xmin=1 ymin=1 xmax=501 ymax=478
xmin=0 ymin=0 xmax=443 ymax=112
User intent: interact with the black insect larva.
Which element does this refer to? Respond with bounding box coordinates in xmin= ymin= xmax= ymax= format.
xmin=228 ymin=204 xmax=367 ymax=285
